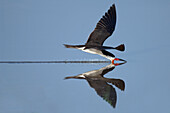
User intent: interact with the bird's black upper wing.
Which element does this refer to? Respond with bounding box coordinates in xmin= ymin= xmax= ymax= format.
xmin=87 ymin=79 xmax=117 ymax=108
xmin=85 ymin=4 xmax=116 ymax=47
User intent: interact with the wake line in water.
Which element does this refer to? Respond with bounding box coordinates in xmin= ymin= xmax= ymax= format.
xmin=0 ymin=60 xmax=110 ymax=64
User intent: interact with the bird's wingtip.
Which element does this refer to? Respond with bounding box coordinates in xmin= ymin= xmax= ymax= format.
xmin=115 ymin=44 xmax=125 ymax=52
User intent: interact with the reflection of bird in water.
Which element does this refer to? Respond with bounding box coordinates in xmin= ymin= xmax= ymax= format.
xmin=65 ymin=63 xmax=125 ymax=108
xmin=64 ymin=4 xmax=125 ymax=64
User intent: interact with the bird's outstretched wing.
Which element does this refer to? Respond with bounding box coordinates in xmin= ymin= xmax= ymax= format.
xmin=87 ymin=79 xmax=117 ymax=108
xmin=85 ymin=4 xmax=116 ymax=47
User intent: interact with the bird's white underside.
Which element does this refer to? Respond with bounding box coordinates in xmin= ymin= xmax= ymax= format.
xmin=76 ymin=64 xmax=115 ymax=78
xmin=77 ymin=47 xmax=115 ymax=61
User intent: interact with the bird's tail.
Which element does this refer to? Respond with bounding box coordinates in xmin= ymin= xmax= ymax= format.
xmin=63 ymin=44 xmax=84 ymax=49
xmin=64 ymin=75 xmax=85 ymax=79
xmin=114 ymin=44 xmax=125 ymax=51
xmin=64 ymin=76 xmax=76 ymax=79
xmin=64 ymin=44 xmax=76 ymax=48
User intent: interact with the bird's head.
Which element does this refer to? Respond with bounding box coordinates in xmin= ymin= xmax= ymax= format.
xmin=112 ymin=58 xmax=126 ymax=65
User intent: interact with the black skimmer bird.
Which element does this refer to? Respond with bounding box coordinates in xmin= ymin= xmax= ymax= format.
xmin=64 ymin=4 xmax=125 ymax=63
xmin=65 ymin=63 xmax=125 ymax=108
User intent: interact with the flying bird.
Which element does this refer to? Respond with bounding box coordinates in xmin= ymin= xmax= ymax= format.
xmin=65 ymin=63 xmax=125 ymax=108
xmin=64 ymin=4 xmax=125 ymax=63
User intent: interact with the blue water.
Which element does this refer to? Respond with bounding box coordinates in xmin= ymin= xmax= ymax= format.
xmin=1 ymin=0 xmax=170 ymax=113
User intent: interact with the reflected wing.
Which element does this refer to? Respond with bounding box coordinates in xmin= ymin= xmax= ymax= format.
xmin=85 ymin=4 xmax=116 ymax=47
xmin=103 ymin=78 xmax=125 ymax=91
xmin=87 ymin=79 xmax=117 ymax=108
xmin=98 ymin=63 xmax=115 ymax=77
